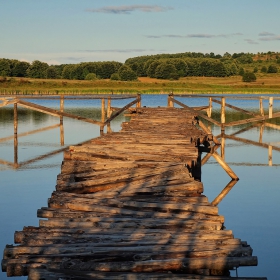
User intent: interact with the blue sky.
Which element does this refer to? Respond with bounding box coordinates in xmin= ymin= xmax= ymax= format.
xmin=1 ymin=0 xmax=280 ymax=65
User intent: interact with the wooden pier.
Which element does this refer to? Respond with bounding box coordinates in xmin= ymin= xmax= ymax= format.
xmin=1 ymin=105 xmax=266 ymax=279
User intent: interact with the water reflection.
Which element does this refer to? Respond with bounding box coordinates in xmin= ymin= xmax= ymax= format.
xmin=0 ymin=106 xmax=128 ymax=171
xmin=0 ymin=117 xmax=99 ymax=169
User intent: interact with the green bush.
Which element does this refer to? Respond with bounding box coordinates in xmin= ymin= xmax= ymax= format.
xmin=261 ymin=66 xmax=267 ymax=73
xmin=119 ymin=69 xmax=137 ymax=81
xmin=169 ymin=72 xmax=180 ymax=80
xmin=118 ymin=65 xmax=137 ymax=81
xmin=242 ymin=71 xmax=256 ymax=82
xmin=85 ymin=73 xmax=97 ymax=80
xmin=110 ymin=73 xmax=120 ymax=80
xmin=238 ymin=67 xmax=245 ymax=76
xmin=155 ymin=63 xmax=177 ymax=79
xmin=267 ymin=64 xmax=278 ymax=73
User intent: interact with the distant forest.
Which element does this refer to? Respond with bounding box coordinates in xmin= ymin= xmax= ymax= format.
xmin=0 ymin=51 xmax=279 ymax=81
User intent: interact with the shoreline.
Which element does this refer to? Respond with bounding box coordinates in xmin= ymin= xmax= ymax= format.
xmin=0 ymin=75 xmax=280 ymax=95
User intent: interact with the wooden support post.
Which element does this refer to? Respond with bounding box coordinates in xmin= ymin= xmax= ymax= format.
xmin=268 ymin=145 xmax=272 ymax=166
xmin=101 ymin=98 xmax=106 ymax=123
xmin=60 ymin=123 xmax=64 ymax=146
xmin=221 ymin=97 xmax=225 ymax=133
xmin=136 ymin=93 xmax=141 ymax=108
xmin=259 ymin=124 xmax=264 ymax=143
xmin=207 ymin=97 xmax=212 ymax=117
xmin=14 ymin=102 xmax=18 ymax=167
xmin=60 ymin=95 xmax=64 ymax=125
xmin=100 ymin=98 xmax=106 ymax=132
xmin=269 ymin=97 xmax=273 ymax=119
xmin=221 ymin=137 xmax=225 ymax=160
xmin=107 ymin=123 xmax=112 ymax=133
xmin=259 ymin=98 xmax=264 ymax=116
xmin=198 ymin=120 xmax=220 ymax=145
xmin=168 ymin=92 xmax=174 ymax=107
xmin=211 ymin=151 xmax=239 ymax=180
xmin=107 ymin=97 xmax=112 ymax=118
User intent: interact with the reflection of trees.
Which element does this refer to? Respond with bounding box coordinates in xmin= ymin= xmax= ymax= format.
xmin=208 ymin=110 xmax=279 ymax=124
xmin=0 ymin=107 xmax=127 ymax=125
xmin=0 ymin=108 xmax=48 ymax=123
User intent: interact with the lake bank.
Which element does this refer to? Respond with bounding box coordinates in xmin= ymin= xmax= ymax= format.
xmin=1 ymin=75 xmax=280 ymax=95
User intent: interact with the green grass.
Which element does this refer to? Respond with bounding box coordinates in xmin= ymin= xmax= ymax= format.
xmin=0 ymin=75 xmax=280 ymax=95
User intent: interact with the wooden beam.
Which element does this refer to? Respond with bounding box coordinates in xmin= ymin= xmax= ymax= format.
xmin=224 ymin=111 xmax=280 ymax=127
xmin=212 ymin=98 xmax=259 ymax=117
xmin=171 ymin=97 xmax=221 ymax=126
xmin=104 ymin=98 xmax=138 ymax=125
xmin=17 ymin=99 xmax=103 ymax=126
xmin=211 ymin=152 xmax=239 ymax=180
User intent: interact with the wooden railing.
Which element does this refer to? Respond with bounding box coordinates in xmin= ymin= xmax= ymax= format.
xmin=168 ymin=93 xmax=280 ymax=180
xmin=168 ymin=93 xmax=280 ymax=132
xmin=0 ymin=94 xmax=141 ymax=169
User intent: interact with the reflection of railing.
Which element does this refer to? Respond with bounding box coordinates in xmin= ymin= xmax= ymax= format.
xmin=0 ymin=120 xmax=76 ymax=169
xmin=217 ymin=122 xmax=280 ymax=167
xmin=0 ymin=94 xmax=141 ymax=169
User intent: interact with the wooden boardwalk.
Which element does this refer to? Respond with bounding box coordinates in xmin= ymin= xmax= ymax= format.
xmin=2 ymin=107 xmax=266 ymax=279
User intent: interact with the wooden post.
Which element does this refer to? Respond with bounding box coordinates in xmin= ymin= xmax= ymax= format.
xmin=168 ymin=92 xmax=174 ymax=107
xmin=259 ymin=124 xmax=264 ymax=143
xmin=221 ymin=97 xmax=225 ymax=133
xmin=107 ymin=97 xmax=112 ymax=118
xmin=211 ymin=151 xmax=239 ymax=180
xmin=207 ymin=97 xmax=212 ymax=117
xmin=14 ymin=102 xmax=18 ymax=167
xmin=60 ymin=95 xmax=64 ymax=125
xmin=107 ymin=122 xmax=112 ymax=133
xmin=221 ymin=137 xmax=225 ymax=160
xmin=259 ymin=97 xmax=264 ymax=116
xmin=198 ymin=119 xmax=220 ymax=145
xmin=268 ymin=145 xmax=272 ymax=166
xmin=60 ymin=123 xmax=64 ymax=146
xmin=269 ymin=97 xmax=273 ymax=119
xmin=167 ymin=95 xmax=170 ymax=107
xmin=101 ymin=98 xmax=106 ymax=123
xmin=136 ymin=93 xmax=141 ymax=108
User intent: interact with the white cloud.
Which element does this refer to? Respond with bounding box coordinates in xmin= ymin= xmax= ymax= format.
xmin=86 ymin=5 xmax=173 ymax=14
xmin=259 ymin=31 xmax=275 ymax=36
xmin=245 ymin=39 xmax=259 ymax=45
xmin=259 ymin=36 xmax=280 ymax=41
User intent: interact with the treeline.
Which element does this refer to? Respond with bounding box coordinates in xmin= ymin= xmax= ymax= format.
xmin=0 ymin=51 xmax=279 ymax=82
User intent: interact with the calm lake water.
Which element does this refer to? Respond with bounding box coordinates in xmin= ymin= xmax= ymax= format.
xmin=0 ymin=94 xmax=280 ymax=280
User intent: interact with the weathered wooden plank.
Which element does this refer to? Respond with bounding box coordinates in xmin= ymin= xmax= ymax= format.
xmin=15 ymin=228 xmax=233 ymax=244
xmin=27 ymin=269 xmax=268 ymax=280
xmin=51 ymin=256 xmax=258 ymax=272
xmin=4 ymin=242 xmax=248 ymax=259
xmin=3 ymin=246 xmax=252 ymax=274
xmin=57 ymin=163 xmax=191 ymax=183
